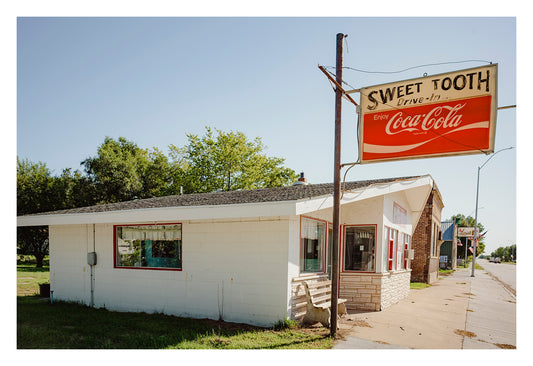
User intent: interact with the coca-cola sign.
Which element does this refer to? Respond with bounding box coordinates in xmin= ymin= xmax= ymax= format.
xmin=359 ymin=64 xmax=497 ymax=163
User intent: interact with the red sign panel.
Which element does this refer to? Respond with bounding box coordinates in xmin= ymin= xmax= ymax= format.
xmin=359 ymin=65 xmax=497 ymax=163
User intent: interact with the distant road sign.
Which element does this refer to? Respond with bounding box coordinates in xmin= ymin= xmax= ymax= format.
xmin=457 ymin=227 xmax=479 ymax=237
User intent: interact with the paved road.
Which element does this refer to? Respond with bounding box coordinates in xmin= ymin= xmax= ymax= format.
xmin=476 ymin=258 xmax=516 ymax=294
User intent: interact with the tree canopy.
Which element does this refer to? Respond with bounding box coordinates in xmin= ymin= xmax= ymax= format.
xmin=81 ymin=137 xmax=173 ymax=203
xmin=174 ymin=127 xmax=298 ymax=193
xmin=17 ymin=158 xmax=66 ymax=266
xmin=17 ymin=129 xmax=298 ymax=265
xmin=491 ymin=244 xmax=516 ymax=262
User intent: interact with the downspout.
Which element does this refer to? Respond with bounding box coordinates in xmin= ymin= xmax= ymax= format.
xmin=90 ymin=224 xmax=95 ymax=307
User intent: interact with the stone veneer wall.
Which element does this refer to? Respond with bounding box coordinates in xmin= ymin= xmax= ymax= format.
xmin=339 ymin=270 xmax=411 ymax=311
xmin=379 ymin=270 xmax=411 ymax=309
xmin=290 ymin=271 xmax=411 ymax=321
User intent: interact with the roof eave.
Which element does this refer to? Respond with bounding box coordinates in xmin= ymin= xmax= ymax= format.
xmin=17 ymin=200 xmax=299 ymax=227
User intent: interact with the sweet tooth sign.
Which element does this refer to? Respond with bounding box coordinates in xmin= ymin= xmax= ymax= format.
xmin=359 ymin=64 xmax=497 ymax=163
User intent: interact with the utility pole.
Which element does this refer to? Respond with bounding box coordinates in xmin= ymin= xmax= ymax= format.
xmin=330 ymin=32 xmax=345 ymax=337
xmin=471 ymin=146 xmax=514 ymax=277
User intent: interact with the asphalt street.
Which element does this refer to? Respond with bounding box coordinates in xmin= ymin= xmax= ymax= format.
xmin=476 ymin=258 xmax=516 ymax=294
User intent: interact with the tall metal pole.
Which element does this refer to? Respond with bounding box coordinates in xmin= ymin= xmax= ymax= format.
xmin=471 ymin=146 xmax=513 ymax=277
xmin=471 ymin=167 xmax=481 ymax=277
xmin=330 ymin=32 xmax=344 ymax=337
xmin=464 ymin=238 xmax=468 ymax=268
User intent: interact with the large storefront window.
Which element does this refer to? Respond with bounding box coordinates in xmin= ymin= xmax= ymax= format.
xmin=344 ymin=226 xmax=376 ymax=272
xmin=300 ymin=217 xmax=326 ymax=273
xmin=115 ymin=224 xmax=182 ymax=270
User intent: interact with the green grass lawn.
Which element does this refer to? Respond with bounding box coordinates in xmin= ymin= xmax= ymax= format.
xmin=17 ymin=264 xmax=50 ymax=296
xmin=410 ymin=282 xmax=430 ymax=290
xmin=17 ymin=262 xmax=332 ymax=349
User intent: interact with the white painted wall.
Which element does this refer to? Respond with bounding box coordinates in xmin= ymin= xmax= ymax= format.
xmin=49 ymin=225 xmax=91 ymax=304
xmin=382 ymin=191 xmax=414 ymax=234
xmin=45 ymin=182 xmax=432 ymax=326
xmin=49 ymin=217 xmax=292 ymax=327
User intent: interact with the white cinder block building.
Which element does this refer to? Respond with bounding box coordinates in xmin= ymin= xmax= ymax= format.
xmin=17 ymin=175 xmax=438 ymax=327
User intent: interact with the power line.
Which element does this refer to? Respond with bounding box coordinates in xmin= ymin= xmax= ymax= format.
xmin=325 ymin=60 xmax=492 ymax=75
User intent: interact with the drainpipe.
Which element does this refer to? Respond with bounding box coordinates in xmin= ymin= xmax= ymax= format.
xmin=89 ymin=224 xmax=96 ymax=307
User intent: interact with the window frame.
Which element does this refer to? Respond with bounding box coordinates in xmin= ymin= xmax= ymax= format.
xmin=341 ymin=224 xmax=377 ymax=273
xmin=326 ymin=223 xmax=333 ymax=279
xmin=403 ymin=233 xmax=412 ymax=270
xmin=113 ymin=223 xmax=183 ymax=271
xmin=385 ymin=227 xmax=398 ymax=271
xmin=299 ymin=216 xmax=328 ymax=275
xmin=396 ymin=232 xmax=404 ymax=269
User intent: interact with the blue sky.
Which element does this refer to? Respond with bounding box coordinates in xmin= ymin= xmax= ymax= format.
xmin=15 ymin=16 xmax=517 ymax=254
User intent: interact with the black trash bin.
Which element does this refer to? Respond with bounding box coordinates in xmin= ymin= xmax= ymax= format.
xmin=39 ymin=283 xmax=50 ymax=297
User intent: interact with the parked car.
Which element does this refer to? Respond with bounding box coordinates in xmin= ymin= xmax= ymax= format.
xmin=489 ymin=257 xmax=495 ymax=262
xmin=494 ymin=257 xmax=501 ymax=263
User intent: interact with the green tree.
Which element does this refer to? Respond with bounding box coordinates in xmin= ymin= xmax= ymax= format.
xmin=177 ymin=127 xmax=298 ymax=193
xmin=60 ymin=168 xmax=99 ymax=209
xmin=17 ymin=158 xmax=67 ymax=267
xmin=82 ymin=137 xmax=172 ymax=203
xmin=17 ymin=158 xmax=67 ymax=215
xmin=491 ymin=244 xmax=516 ymax=262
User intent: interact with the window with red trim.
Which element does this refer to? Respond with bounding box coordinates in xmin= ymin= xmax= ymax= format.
xmin=397 ymin=233 xmax=404 ymax=269
xmin=115 ymin=224 xmax=182 ymax=270
xmin=300 ymin=217 xmax=326 ymax=273
xmin=344 ymin=226 xmax=376 ymax=272
xmin=387 ymin=228 xmax=398 ymax=271
xmin=403 ymin=234 xmax=411 ymax=269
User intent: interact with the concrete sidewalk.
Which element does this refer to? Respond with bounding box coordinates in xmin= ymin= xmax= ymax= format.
xmin=333 ymin=267 xmax=516 ymax=349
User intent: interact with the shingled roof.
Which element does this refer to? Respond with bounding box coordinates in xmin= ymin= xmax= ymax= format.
xmin=26 ymin=176 xmax=419 ymax=217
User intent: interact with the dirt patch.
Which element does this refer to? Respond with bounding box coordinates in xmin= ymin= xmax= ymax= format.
xmin=477 ymin=339 xmax=516 ymax=348
xmin=352 ymin=319 xmax=372 ymax=328
xmin=463 ymin=292 xmax=475 ymax=296
xmin=454 ymin=329 xmax=477 ymax=338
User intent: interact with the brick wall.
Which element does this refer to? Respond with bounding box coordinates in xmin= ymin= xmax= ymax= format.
xmin=411 ymin=188 xmax=444 ymax=284
xmin=411 ymin=191 xmax=433 ymax=283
